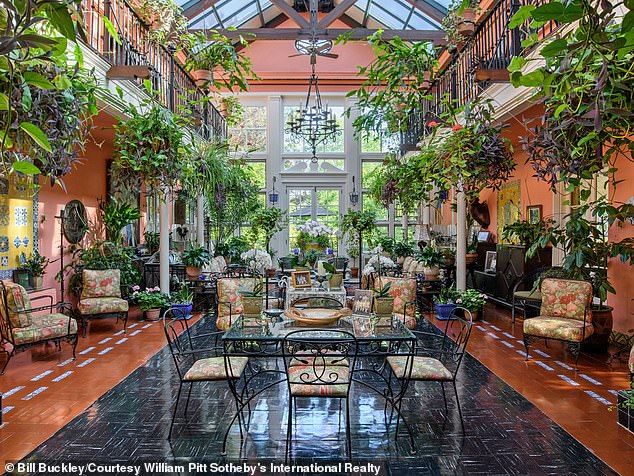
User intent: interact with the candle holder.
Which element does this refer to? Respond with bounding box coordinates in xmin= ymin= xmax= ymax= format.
xmin=315 ymin=274 xmax=327 ymax=289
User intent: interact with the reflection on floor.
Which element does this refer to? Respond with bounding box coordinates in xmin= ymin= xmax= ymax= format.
xmin=19 ymin=315 xmax=620 ymax=475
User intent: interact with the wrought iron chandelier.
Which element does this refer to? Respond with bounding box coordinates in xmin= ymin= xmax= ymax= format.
xmin=285 ymin=61 xmax=341 ymax=163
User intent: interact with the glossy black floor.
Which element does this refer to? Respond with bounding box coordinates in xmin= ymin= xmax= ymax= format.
xmin=20 ymin=315 xmax=616 ymax=476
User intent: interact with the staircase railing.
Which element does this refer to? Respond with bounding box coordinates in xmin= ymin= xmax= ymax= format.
xmin=81 ymin=0 xmax=227 ymax=141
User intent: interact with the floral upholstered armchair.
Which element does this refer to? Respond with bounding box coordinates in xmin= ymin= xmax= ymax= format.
xmin=523 ymin=278 xmax=593 ymax=368
xmin=216 ymin=277 xmax=257 ymax=331
xmin=374 ymin=276 xmax=418 ymax=329
xmin=78 ymin=269 xmax=129 ymax=337
xmin=0 ymin=281 xmax=78 ymax=374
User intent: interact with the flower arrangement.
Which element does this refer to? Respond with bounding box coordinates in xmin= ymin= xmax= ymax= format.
xmin=456 ymin=288 xmax=487 ymax=311
xmin=295 ymin=220 xmax=334 ymax=249
xmin=362 ymin=252 xmax=396 ymax=276
xmin=133 ymin=286 xmax=169 ymax=311
xmin=240 ymin=249 xmax=273 ymax=276
xmin=433 ymin=286 xmax=460 ymax=305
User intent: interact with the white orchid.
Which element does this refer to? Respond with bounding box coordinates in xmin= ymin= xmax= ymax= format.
xmin=241 ymin=249 xmax=273 ymax=274
xmin=296 ymin=220 xmax=334 ymax=238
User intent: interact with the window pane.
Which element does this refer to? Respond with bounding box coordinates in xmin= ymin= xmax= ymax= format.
xmin=247 ymin=162 xmax=266 ymax=189
xmin=228 ymin=105 xmax=267 ymax=153
xmin=362 ymin=162 xmax=381 ymax=189
xmin=363 ymin=192 xmax=388 ymax=221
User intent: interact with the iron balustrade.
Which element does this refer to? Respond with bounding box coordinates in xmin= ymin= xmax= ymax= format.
xmin=400 ymin=0 xmax=557 ymax=149
xmin=81 ymin=0 xmax=227 ymax=141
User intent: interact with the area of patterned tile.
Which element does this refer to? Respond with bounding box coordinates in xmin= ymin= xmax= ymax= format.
xmin=20 ymin=318 xmax=618 ymax=476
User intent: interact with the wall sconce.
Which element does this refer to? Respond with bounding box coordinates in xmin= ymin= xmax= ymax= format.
xmin=268 ymin=176 xmax=279 ymax=205
xmin=349 ymin=176 xmax=359 ymax=206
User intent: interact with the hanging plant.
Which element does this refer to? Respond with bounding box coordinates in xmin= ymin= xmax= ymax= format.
xmin=112 ymin=81 xmax=192 ymax=195
xmin=441 ymin=0 xmax=481 ymax=50
xmin=132 ymin=0 xmax=187 ymax=45
xmin=0 ymin=64 xmax=99 ymax=188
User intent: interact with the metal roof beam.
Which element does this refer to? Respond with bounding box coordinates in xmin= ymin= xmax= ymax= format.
xmin=318 ymin=0 xmax=359 ymax=28
xmin=269 ymin=0 xmax=310 ymax=28
xmin=403 ymin=0 xmax=446 ymax=24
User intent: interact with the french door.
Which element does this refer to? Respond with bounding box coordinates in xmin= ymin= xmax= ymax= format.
xmin=287 ymin=187 xmax=342 ymax=252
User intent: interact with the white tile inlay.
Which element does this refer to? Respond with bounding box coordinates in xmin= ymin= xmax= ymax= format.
xmin=584 ymin=390 xmax=611 ymax=405
xmin=3 ymin=386 xmax=25 ymax=398
xmin=579 ymin=374 xmax=602 ymax=386
xmin=558 ymin=374 xmax=579 ymax=386
xmin=77 ymin=358 xmax=96 ymax=368
xmin=113 ymin=330 xmax=125 ymax=336
xmin=608 ymin=389 xmax=619 ymax=396
xmin=98 ymin=347 xmax=113 ymax=355
xmin=2 ymin=406 xmax=15 ymax=414
xmin=555 ymin=360 xmax=574 ymax=370
xmin=128 ymin=323 xmax=138 ymax=328
xmin=534 ymin=349 xmax=551 ymax=358
xmin=130 ymin=330 xmax=141 ymax=336
xmin=21 ymin=386 xmax=48 ymax=400
xmin=31 ymin=370 xmax=53 ymax=381
xmin=476 ymin=325 xmax=486 ymax=331
xmin=515 ymin=349 xmax=526 ymax=356
xmin=490 ymin=325 xmax=502 ymax=331
xmin=534 ymin=361 xmax=554 ymax=371
xmin=501 ymin=341 xmax=515 ymax=349
xmin=98 ymin=337 xmax=112 ymax=344
xmin=78 ymin=346 xmax=96 ymax=355
xmin=502 ymin=332 xmax=515 ymax=339
xmin=487 ymin=332 xmax=499 ymax=339
xmin=52 ymin=371 xmax=73 ymax=382
xmin=57 ymin=358 xmax=74 ymax=367
xmin=115 ymin=337 xmax=128 ymax=345
xmin=481 ymin=320 xmax=489 ymax=324
xmin=142 ymin=323 xmax=153 ymax=329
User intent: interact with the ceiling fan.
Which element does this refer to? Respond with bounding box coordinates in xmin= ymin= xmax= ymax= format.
xmin=289 ymin=38 xmax=339 ymax=61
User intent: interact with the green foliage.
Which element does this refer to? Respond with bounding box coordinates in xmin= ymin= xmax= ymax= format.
xmin=182 ymin=244 xmax=211 ymax=268
xmin=99 ymin=198 xmax=142 ymax=243
xmin=343 ymin=31 xmax=438 ymax=138
xmin=250 ymin=206 xmax=287 ymax=254
xmin=220 ymin=96 xmax=244 ymax=126
xmin=377 ymin=236 xmax=396 ymax=256
xmin=322 ymin=261 xmax=338 ymax=276
xmin=134 ymin=0 xmax=187 ymax=45
xmin=134 ymin=287 xmax=169 ymax=311
xmin=215 ymin=236 xmax=250 ymax=263
xmin=372 ymin=282 xmax=392 ymax=299
xmin=415 ymin=247 xmax=443 ymax=267
xmin=456 ymin=288 xmax=487 ymax=311
xmin=170 ymin=282 xmax=193 ymax=304
xmin=19 ymin=251 xmax=49 ymax=277
xmin=434 ymin=286 xmax=460 ymax=304
xmin=112 ymin=84 xmax=192 ymax=195
xmin=304 ymin=249 xmax=322 ymax=266
xmin=501 ymin=218 xmax=553 ymax=246
xmin=393 ymin=241 xmax=415 ymax=258
xmin=239 ymin=280 xmax=264 ymax=297
xmin=144 ymin=231 xmax=160 ymax=254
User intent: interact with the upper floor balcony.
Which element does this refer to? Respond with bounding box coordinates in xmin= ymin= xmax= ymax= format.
xmin=81 ymin=0 xmax=227 ymax=141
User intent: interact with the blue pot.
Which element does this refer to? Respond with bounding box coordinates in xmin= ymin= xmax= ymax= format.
xmin=434 ymin=303 xmax=457 ymax=320
xmin=171 ymin=303 xmax=193 ymax=319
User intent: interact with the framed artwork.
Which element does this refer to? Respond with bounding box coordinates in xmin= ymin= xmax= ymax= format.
xmin=484 ymin=251 xmax=497 ymax=273
xmin=527 ymin=205 xmax=543 ymax=224
xmin=291 ymin=270 xmax=312 ymax=288
xmin=497 ymin=180 xmax=521 ymax=242
xmin=352 ymin=289 xmax=374 ymax=316
xmin=12 ymin=269 xmax=32 ymax=289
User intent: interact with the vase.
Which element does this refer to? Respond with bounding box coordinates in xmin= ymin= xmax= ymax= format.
xmin=171 ymin=303 xmax=192 ymax=319
xmin=374 ymin=297 xmax=394 ymax=317
xmin=423 ymin=265 xmax=440 ymax=281
xmin=32 ymin=276 xmax=43 ymax=290
xmin=350 ymin=267 xmax=359 ymax=278
xmin=434 ymin=303 xmax=457 ymax=320
xmin=329 ymin=273 xmax=343 ymax=290
xmin=145 ymin=308 xmax=161 ymax=321
xmin=242 ymin=296 xmax=262 ymax=316
xmin=186 ymin=265 xmax=202 ymax=279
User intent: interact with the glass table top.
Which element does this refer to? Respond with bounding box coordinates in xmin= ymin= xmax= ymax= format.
xmin=223 ymin=315 xmax=415 ymax=342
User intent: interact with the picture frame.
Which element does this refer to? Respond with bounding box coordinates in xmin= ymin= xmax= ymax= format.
xmin=12 ymin=269 xmax=32 ymax=290
xmin=527 ymin=205 xmax=542 ymax=224
xmin=484 ymin=251 xmax=497 ymax=274
xmin=352 ymin=289 xmax=374 ymax=317
xmin=291 ymin=270 xmax=312 ymax=288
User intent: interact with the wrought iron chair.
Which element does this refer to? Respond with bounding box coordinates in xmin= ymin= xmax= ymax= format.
xmin=162 ymin=307 xmax=249 ymax=439
xmin=215 ymin=277 xmax=258 ymax=331
xmin=0 ymin=281 xmax=78 ymax=374
xmin=281 ymin=329 xmax=358 ymax=458
xmin=523 ymin=278 xmax=593 ymax=368
xmin=387 ymin=307 xmax=473 ymax=434
xmin=511 ymin=267 xmax=552 ymax=323
xmin=77 ymin=269 xmax=129 ymax=337
xmin=373 ymin=276 xmax=418 ymax=329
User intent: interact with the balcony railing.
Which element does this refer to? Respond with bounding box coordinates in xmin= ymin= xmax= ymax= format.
xmin=82 ymin=0 xmax=227 ymax=141
xmin=400 ymin=0 xmax=557 ymax=150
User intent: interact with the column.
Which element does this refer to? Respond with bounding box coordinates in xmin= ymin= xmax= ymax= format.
xmin=267 ymin=96 xmax=284 ymax=255
xmin=196 ymin=195 xmax=205 ymax=248
xmin=159 ymin=192 xmax=170 ymax=293
xmin=456 ymin=184 xmax=467 ymax=291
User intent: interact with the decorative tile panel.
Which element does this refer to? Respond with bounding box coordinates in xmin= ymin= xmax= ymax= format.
xmin=14 ymin=206 xmax=28 ymax=226
xmin=0 ymin=176 xmax=34 ymax=272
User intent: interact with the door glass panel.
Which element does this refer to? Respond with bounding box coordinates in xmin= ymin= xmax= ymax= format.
xmin=288 ymin=189 xmax=312 ymax=251
xmin=287 ymin=188 xmax=341 ymax=252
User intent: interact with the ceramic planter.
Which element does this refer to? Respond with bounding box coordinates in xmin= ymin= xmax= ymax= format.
xmin=329 ymin=273 xmax=343 ymax=290
xmin=374 ymin=297 xmax=394 ymax=317
xmin=242 ymin=296 xmax=262 ymax=316
xmin=145 ymin=308 xmax=161 ymax=321
xmin=435 ymin=303 xmax=457 ymax=320
xmin=617 ymin=390 xmax=634 ymax=433
xmin=350 ymin=267 xmax=359 ymax=279
xmin=186 ymin=265 xmax=202 ymax=279
xmin=171 ymin=303 xmax=192 ymax=319
xmin=32 ymin=276 xmax=43 ymax=290
xmin=423 ymin=265 xmax=440 ymax=281
xmin=191 ymin=69 xmax=212 ymax=87
xmin=458 ymin=8 xmax=476 ymax=36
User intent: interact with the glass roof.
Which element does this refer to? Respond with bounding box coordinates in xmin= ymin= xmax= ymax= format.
xmin=183 ymin=0 xmax=446 ymax=32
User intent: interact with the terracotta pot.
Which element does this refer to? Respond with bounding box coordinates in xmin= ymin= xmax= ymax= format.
xmin=350 ymin=267 xmax=359 ymax=279
xmin=329 ymin=273 xmax=343 ymax=290
xmin=266 ymin=268 xmax=277 ymax=278
xmin=374 ymin=296 xmax=394 ymax=317
xmin=582 ymin=306 xmax=613 ymax=353
xmin=145 ymin=308 xmax=161 ymax=321
xmin=191 ymin=69 xmax=212 ymax=87
xmin=465 ymin=253 xmax=479 ymax=265
xmin=32 ymin=276 xmax=43 ymax=290
xmin=461 ymin=7 xmax=476 ymax=23
xmin=305 ymin=243 xmax=321 ymax=252
xmin=423 ymin=265 xmax=440 ymax=281
xmin=186 ymin=265 xmax=202 ymax=279
xmin=242 ymin=296 xmax=262 ymax=316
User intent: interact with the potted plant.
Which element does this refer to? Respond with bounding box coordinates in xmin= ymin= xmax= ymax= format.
xmin=441 ymin=0 xmax=479 ymax=49
xmin=239 ymin=280 xmax=264 ymax=316
xmin=415 ymin=247 xmax=443 ymax=281
xmin=372 ymin=282 xmax=394 ymax=318
xmin=240 ymin=249 xmax=273 ymax=277
xmin=295 ymin=220 xmax=334 ymax=252
xmin=501 ymin=218 xmax=553 ymax=247
xmin=182 ymin=244 xmax=211 ymax=279
xmin=434 ymin=286 xmax=460 ymax=320
xmin=133 ymin=286 xmax=168 ymax=321
xmin=393 ymin=241 xmax=415 ymax=265
xmin=323 ymin=261 xmax=343 ymax=290
xmin=456 ymin=288 xmax=487 ymax=321
xmin=466 ymin=229 xmax=479 ymax=265
xmin=251 ymin=205 xmax=287 ymax=256
xmin=304 ymin=249 xmax=322 ymax=269
xmin=441 ymin=248 xmax=456 ymax=267
xmin=98 ymin=198 xmax=142 ymax=243
xmin=170 ymin=282 xmax=193 ymax=318
xmin=341 ymin=210 xmax=377 ymax=282
xmin=20 ymin=251 xmax=49 ymax=290
xmin=220 ymin=96 xmax=244 ymax=127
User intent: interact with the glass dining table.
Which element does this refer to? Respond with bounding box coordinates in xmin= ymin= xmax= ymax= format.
xmin=220 ymin=314 xmax=417 ymax=454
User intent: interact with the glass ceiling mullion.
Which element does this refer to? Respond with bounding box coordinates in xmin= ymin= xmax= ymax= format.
xmin=362 ymin=0 xmax=372 ymax=26
xmin=220 ymin=1 xmax=259 ymax=26
xmin=370 ymin=2 xmax=408 ymax=30
xmin=254 ymin=0 xmax=265 ymax=26
xmin=402 ymin=5 xmax=415 ymax=29
xmin=212 ymin=4 xmax=225 ymax=28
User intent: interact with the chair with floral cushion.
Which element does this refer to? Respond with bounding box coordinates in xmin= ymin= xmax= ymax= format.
xmin=78 ymin=269 xmax=129 ymax=337
xmin=215 ymin=277 xmax=257 ymax=331
xmin=282 ymin=329 xmax=358 ymax=458
xmin=374 ymin=276 xmax=418 ymax=329
xmin=523 ymin=278 xmax=593 ymax=368
xmin=162 ymin=307 xmax=249 ymax=440
xmin=387 ymin=306 xmax=473 ymax=434
xmin=0 ymin=281 xmax=78 ymax=374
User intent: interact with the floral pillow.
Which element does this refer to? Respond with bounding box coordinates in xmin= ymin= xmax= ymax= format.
xmin=4 ymin=282 xmax=33 ymax=328
xmin=217 ymin=278 xmax=256 ymax=318
xmin=81 ymin=269 xmax=122 ymax=299
xmin=375 ymin=277 xmax=417 ymax=317
xmin=540 ymin=278 xmax=593 ymax=322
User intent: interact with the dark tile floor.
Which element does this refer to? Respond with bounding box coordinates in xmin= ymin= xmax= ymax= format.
xmin=20 ymin=316 xmax=617 ymax=475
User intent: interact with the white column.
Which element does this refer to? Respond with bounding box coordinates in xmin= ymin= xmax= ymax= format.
xmin=268 ymin=96 xmax=284 ymax=255
xmin=456 ymin=183 xmax=467 ymax=291
xmin=196 ymin=194 xmax=205 ymax=248
xmin=159 ymin=192 xmax=170 ymax=293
